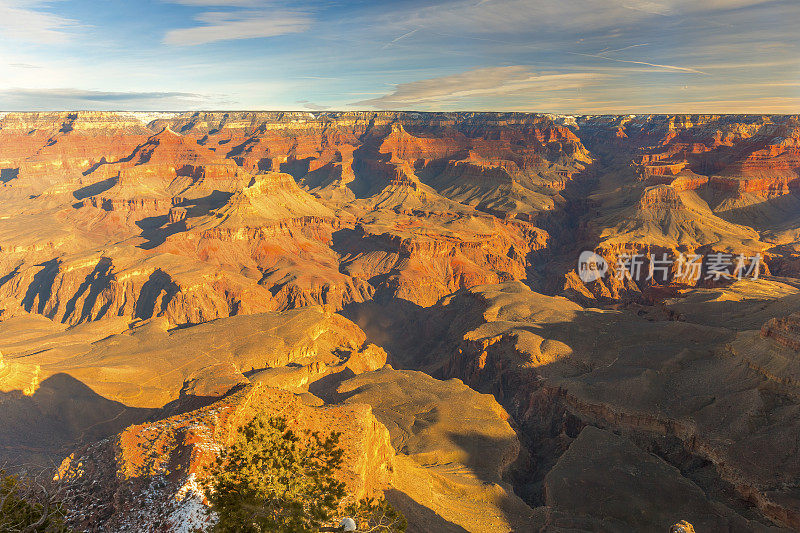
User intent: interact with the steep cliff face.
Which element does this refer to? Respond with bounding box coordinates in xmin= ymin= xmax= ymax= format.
xmin=0 ymin=112 xmax=157 ymax=196
xmin=79 ymin=127 xmax=248 ymax=216
xmin=0 ymin=253 xmax=278 ymax=326
xmin=581 ymin=114 xmax=800 ymax=194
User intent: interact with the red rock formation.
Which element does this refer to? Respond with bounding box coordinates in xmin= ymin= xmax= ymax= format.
xmin=609 ymin=115 xmax=800 ymax=196
xmin=709 ymin=175 xmax=800 ymax=195
xmin=81 ymin=127 xmax=247 ymax=216
xmin=0 ymin=112 xmax=154 ymax=194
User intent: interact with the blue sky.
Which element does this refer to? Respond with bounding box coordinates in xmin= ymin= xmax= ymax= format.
xmin=0 ymin=0 xmax=797 ymax=112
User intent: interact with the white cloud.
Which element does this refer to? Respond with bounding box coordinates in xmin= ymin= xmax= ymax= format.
xmin=0 ymin=0 xmax=79 ymax=43
xmin=164 ymin=1 xmax=311 ymax=45
xmin=356 ymin=66 xmax=607 ymax=109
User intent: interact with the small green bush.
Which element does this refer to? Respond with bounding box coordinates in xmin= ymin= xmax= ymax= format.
xmin=0 ymin=470 xmax=69 ymax=533
xmin=204 ymin=414 xmax=346 ymax=533
xmin=204 ymin=414 xmax=406 ymax=533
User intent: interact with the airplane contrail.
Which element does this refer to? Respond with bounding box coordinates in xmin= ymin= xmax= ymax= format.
xmin=383 ymin=28 xmax=419 ymax=49
xmin=568 ymin=51 xmax=708 ymax=74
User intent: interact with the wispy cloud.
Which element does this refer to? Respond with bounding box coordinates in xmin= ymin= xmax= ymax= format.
xmin=0 ymin=0 xmax=79 ymax=43
xmin=295 ymin=99 xmax=329 ymax=110
xmin=620 ymin=0 xmax=777 ymax=16
xmin=0 ymin=88 xmax=212 ymax=110
xmin=393 ymin=0 xmax=653 ymax=34
xmin=356 ymin=66 xmax=607 ymax=108
xmin=389 ymin=0 xmax=787 ymax=36
xmin=164 ymin=1 xmax=311 ymax=45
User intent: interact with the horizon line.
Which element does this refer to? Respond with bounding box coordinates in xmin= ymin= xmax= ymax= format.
xmin=0 ymin=110 xmax=797 ymax=116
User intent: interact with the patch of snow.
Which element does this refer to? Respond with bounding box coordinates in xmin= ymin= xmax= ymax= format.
xmin=165 ymin=474 xmax=217 ymax=533
xmin=548 ymin=114 xmax=578 ymax=127
xmin=118 ymin=112 xmax=181 ymax=124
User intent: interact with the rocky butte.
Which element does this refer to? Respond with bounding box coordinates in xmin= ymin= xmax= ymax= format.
xmin=0 ymin=111 xmax=799 ymax=531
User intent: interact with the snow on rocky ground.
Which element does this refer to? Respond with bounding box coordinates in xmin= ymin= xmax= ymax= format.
xmin=165 ymin=474 xmax=218 ymax=533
